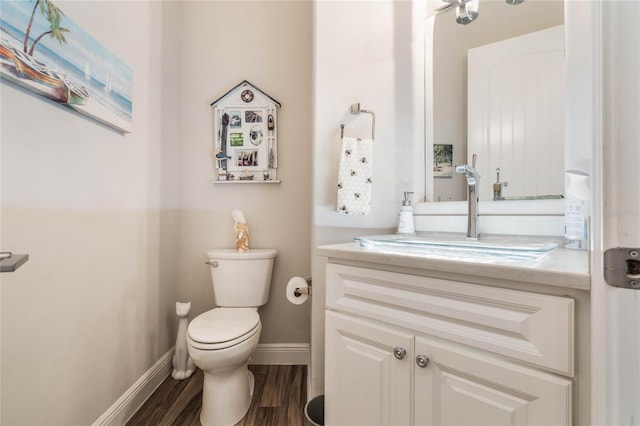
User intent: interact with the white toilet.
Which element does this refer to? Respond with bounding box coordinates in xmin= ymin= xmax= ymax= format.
xmin=186 ymin=248 xmax=277 ymax=426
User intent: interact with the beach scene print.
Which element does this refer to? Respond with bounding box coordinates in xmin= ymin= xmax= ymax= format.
xmin=433 ymin=144 xmax=453 ymax=178
xmin=0 ymin=0 xmax=132 ymax=132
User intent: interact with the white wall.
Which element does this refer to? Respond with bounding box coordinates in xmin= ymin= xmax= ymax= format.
xmin=313 ymin=1 xmax=418 ymax=231
xmin=310 ymin=0 xmax=420 ymax=397
xmin=0 ymin=1 xmax=180 ymax=424
xmin=175 ymin=1 xmax=313 ymax=345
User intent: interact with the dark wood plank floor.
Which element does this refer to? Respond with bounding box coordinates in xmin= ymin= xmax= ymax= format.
xmin=126 ymin=365 xmax=307 ymax=426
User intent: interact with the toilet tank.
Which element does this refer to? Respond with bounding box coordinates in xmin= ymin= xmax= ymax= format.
xmin=206 ymin=248 xmax=277 ymax=307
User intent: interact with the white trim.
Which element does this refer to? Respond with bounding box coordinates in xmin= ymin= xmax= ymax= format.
xmin=92 ymin=347 xmax=175 ymax=426
xmin=249 ymin=343 xmax=310 ymax=365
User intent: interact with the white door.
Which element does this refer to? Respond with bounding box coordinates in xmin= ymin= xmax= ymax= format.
xmin=595 ymin=1 xmax=640 ymax=424
xmin=414 ymin=336 xmax=572 ymax=426
xmin=467 ymin=25 xmax=565 ymax=200
xmin=324 ymin=311 xmax=413 ymax=426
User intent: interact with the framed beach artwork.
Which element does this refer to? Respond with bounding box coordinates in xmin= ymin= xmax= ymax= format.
xmin=433 ymin=144 xmax=454 ymax=178
xmin=0 ymin=0 xmax=132 ymax=133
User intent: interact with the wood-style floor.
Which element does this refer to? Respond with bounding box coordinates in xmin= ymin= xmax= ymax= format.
xmin=126 ymin=365 xmax=307 ymax=426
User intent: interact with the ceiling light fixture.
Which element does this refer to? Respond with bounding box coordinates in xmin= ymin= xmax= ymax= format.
xmin=436 ymin=0 xmax=480 ymax=25
xmin=456 ymin=0 xmax=479 ymax=25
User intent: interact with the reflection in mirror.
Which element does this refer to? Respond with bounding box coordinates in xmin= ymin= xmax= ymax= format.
xmin=427 ymin=0 xmax=564 ymax=202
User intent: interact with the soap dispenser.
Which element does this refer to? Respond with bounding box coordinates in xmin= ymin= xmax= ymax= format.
xmin=397 ymin=192 xmax=415 ymax=234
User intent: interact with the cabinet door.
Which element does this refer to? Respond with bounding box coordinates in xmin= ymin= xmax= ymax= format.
xmin=325 ymin=311 xmax=413 ymax=426
xmin=414 ymin=336 xmax=572 ymax=426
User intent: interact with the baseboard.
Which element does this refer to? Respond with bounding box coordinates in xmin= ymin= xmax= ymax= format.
xmin=92 ymin=343 xmax=308 ymax=425
xmin=250 ymin=343 xmax=310 ymax=365
xmin=92 ymin=347 xmax=175 ymax=426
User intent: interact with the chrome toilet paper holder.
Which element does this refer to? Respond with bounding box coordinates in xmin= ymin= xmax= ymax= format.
xmin=294 ymin=278 xmax=312 ymax=297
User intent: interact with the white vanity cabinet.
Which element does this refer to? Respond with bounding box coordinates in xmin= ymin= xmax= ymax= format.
xmin=324 ymin=262 xmax=576 ymax=426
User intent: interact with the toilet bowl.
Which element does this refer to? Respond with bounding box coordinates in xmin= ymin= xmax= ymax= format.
xmin=187 ymin=307 xmax=262 ymax=425
xmin=186 ymin=248 xmax=276 ymax=426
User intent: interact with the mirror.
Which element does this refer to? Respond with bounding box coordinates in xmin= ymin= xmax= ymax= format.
xmin=427 ymin=0 xmax=564 ymax=202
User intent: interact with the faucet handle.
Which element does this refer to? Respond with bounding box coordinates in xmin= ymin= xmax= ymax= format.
xmin=495 ymin=168 xmax=507 ymax=188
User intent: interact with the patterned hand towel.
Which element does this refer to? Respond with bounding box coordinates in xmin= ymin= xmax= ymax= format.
xmin=337 ymin=137 xmax=373 ymax=215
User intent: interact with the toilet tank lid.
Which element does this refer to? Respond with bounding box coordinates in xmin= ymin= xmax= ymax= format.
xmin=206 ymin=248 xmax=277 ymax=260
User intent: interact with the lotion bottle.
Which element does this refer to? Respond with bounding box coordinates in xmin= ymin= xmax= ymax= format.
xmin=397 ymin=192 xmax=415 ymax=234
xmin=564 ymin=170 xmax=589 ymax=250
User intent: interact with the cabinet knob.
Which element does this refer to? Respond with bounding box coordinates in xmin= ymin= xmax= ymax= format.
xmin=416 ymin=354 xmax=430 ymax=368
xmin=393 ymin=347 xmax=406 ymax=360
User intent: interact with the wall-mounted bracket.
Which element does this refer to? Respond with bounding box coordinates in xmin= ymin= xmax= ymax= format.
xmin=0 ymin=252 xmax=29 ymax=272
xmin=341 ymin=103 xmax=376 ymax=140
xmin=293 ymin=278 xmax=312 ymax=297
xmin=604 ymin=248 xmax=640 ymax=289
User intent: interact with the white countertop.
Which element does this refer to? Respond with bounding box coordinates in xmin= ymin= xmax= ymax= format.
xmin=317 ymin=238 xmax=591 ymax=291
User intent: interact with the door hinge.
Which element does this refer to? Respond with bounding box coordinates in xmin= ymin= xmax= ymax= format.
xmin=604 ymin=248 xmax=640 ymax=289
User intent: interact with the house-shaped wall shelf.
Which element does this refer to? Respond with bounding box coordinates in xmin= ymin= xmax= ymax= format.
xmin=211 ymin=80 xmax=281 ymax=184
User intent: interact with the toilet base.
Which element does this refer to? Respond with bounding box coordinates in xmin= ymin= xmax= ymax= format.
xmin=200 ymin=364 xmax=255 ymax=425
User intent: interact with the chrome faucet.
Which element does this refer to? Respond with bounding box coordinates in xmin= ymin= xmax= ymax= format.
xmin=455 ymin=154 xmax=480 ymax=240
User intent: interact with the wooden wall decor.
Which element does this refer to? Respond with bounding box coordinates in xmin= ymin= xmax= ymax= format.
xmin=211 ymin=80 xmax=281 ymax=183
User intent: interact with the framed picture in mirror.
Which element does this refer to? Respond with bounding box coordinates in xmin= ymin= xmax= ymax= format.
xmin=433 ymin=144 xmax=453 ymax=178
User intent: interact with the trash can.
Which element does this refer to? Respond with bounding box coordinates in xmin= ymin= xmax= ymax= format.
xmin=304 ymin=394 xmax=324 ymax=426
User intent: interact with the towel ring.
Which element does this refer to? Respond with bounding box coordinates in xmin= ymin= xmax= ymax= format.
xmin=340 ymin=103 xmax=376 ymax=140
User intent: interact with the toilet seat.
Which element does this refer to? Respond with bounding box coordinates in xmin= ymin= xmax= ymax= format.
xmin=188 ymin=308 xmax=260 ymax=350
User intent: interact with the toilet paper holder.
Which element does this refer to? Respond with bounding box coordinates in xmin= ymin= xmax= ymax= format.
xmin=294 ymin=278 xmax=312 ymax=297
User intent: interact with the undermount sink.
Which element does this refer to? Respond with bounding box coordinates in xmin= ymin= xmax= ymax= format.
xmin=354 ymin=233 xmax=559 ymax=261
